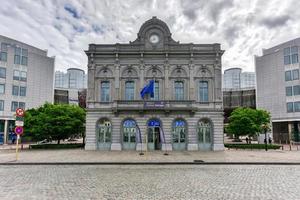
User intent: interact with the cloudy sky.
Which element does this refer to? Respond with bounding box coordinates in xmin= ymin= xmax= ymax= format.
xmin=0 ymin=0 xmax=299 ymax=73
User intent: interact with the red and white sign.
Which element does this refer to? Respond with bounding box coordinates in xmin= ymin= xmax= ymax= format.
xmin=14 ymin=126 xmax=24 ymax=135
xmin=16 ymin=108 xmax=25 ymax=117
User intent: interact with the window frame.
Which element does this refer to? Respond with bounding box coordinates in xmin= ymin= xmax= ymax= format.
xmin=286 ymin=86 xmax=293 ymax=96
xmin=11 ymin=101 xmax=18 ymax=112
xmin=0 ymin=67 xmax=6 ymax=79
xmin=285 ymin=71 xmax=292 ymax=81
xmin=287 ymin=102 xmax=294 ymax=113
xmin=12 ymin=85 xmax=19 ymax=96
xmin=0 ymin=100 xmax=4 ymax=111
xmin=125 ymin=81 xmax=135 ymax=101
xmin=174 ymin=81 xmax=184 ymax=100
xmin=100 ymin=81 xmax=110 ymax=102
xmin=20 ymin=86 xmax=26 ymax=97
xmin=199 ymin=81 xmax=209 ymax=102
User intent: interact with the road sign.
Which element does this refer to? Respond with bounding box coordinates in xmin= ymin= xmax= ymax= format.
xmin=14 ymin=126 xmax=24 ymax=135
xmin=15 ymin=121 xmax=24 ymax=127
xmin=16 ymin=108 xmax=25 ymax=117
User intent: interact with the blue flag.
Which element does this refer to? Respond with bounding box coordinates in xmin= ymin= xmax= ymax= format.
xmin=140 ymin=80 xmax=154 ymax=99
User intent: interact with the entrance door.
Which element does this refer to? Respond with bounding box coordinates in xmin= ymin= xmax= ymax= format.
xmin=97 ymin=119 xmax=111 ymax=150
xmin=147 ymin=127 xmax=161 ymax=150
xmin=172 ymin=120 xmax=187 ymax=150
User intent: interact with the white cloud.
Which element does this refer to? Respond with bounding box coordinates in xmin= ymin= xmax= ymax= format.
xmin=0 ymin=0 xmax=299 ymax=73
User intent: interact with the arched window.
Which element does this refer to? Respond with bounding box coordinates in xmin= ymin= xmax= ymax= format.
xmin=172 ymin=119 xmax=186 ymax=150
xmin=174 ymin=81 xmax=184 ymax=100
xmin=101 ymin=81 xmax=110 ymax=102
xmin=198 ymin=119 xmax=212 ymax=150
xmin=125 ymin=81 xmax=135 ymax=100
xmin=97 ymin=118 xmax=111 ymax=146
xmin=123 ymin=119 xmax=137 ymax=150
xmin=199 ymin=81 xmax=208 ymax=102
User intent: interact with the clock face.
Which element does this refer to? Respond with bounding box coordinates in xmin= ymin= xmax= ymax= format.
xmin=149 ymin=34 xmax=159 ymax=44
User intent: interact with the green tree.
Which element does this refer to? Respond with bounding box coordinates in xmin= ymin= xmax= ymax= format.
xmin=226 ymin=107 xmax=270 ymax=139
xmin=24 ymin=103 xmax=86 ymax=144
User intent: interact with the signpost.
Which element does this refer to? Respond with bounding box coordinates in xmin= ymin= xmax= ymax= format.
xmin=15 ymin=108 xmax=25 ymax=161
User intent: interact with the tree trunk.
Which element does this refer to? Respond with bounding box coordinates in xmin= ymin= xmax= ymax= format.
xmin=57 ymin=139 xmax=60 ymax=144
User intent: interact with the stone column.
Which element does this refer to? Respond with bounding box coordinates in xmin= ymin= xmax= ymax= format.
xmin=164 ymin=56 xmax=170 ymax=100
xmin=3 ymin=120 xmax=8 ymax=145
xmin=87 ymin=54 xmax=95 ymax=104
xmin=115 ymin=64 xmax=120 ymax=100
xmin=139 ymin=54 xmax=145 ymax=91
xmin=189 ymin=58 xmax=195 ymax=100
xmin=288 ymin=122 xmax=292 ymax=150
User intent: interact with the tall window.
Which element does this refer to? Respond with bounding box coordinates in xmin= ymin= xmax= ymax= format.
xmin=125 ymin=81 xmax=134 ymax=100
xmin=294 ymin=85 xmax=300 ymax=96
xmin=12 ymin=85 xmax=19 ymax=96
xmin=286 ymin=86 xmax=293 ymax=96
xmin=13 ymin=70 xmax=20 ymax=80
xmin=20 ymin=71 xmax=27 ymax=81
xmin=14 ymin=48 xmax=28 ymax=65
xmin=0 ymin=84 xmax=5 ymax=94
xmin=174 ymin=81 xmax=184 ymax=100
xmin=151 ymin=81 xmax=159 ymax=100
xmin=20 ymin=86 xmax=26 ymax=96
xmin=293 ymin=69 xmax=299 ymax=80
xmin=199 ymin=81 xmax=208 ymax=102
xmin=97 ymin=119 xmax=111 ymax=143
xmin=11 ymin=101 xmax=18 ymax=111
xmin=0 ymin=43 xmax=8 ymax=62
xmin=19 ymin=102 xmax=25 ymax=109
xmin=284 ymin=46 xmax=299 ymax=65
xmin=0 ymin=67 xmax=6 ymax=78
xmin=295 ymin=102 xmax=300 ymax=112
xmin=287 ymin=102 xmax=294 ymax=113
xmin=0 ymin=100 xmax=4 ymax=111
xmin=14 ymin=47 xmax=21 ymax=64
xmin=285 ymin=71 xmax=292 ymax=81
xmin=101 ymin=81 xmax=110 ymax=102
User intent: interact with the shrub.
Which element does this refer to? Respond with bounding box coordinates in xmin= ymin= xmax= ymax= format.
xmin=29 ymin=143 xmax=84 ymax=149
xmin=225 ymin=143 xmax=281 ymax=149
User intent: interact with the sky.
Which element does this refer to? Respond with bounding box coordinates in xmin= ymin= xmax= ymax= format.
xmin=0 ymin=0 xmax=299 ymax=73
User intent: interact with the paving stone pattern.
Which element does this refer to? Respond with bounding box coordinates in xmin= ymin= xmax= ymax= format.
xmin=0 ymin=165 xmax=299 ymax=200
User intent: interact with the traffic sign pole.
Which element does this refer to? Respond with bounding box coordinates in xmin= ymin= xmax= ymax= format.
xmin=16 ymin=135 xmax=20 ymax=161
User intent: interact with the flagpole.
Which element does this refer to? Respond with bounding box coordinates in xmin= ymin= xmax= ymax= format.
xmin=137 ymin=124 xmax=144 ymax=155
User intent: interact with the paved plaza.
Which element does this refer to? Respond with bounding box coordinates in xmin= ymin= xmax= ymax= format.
xmin=0 ymin=165 xmax=299 ymax=200
xmin=1 ymin=148 xmax=300 ymax=163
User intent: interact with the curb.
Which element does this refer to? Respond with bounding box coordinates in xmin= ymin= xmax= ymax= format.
xmin=1 ymin=161 xmax=300 ymax=165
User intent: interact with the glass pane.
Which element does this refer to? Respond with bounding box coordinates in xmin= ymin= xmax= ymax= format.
xmin=284 ymin=47 xmax=290 ymax=56
xmin=287 ymin=102 xmax=294 ymax=112
xmin=0 ymin=52 xmax=7 ymax=62
xmin=205 ymin=128 xmax=211 ymax=143
xmin=285 ymin=71 xmax=292 ymax=81
xmin=198 ymin=128 xmax=204 ymax=143
xmin=286 ymin=86 xmax=293 ymax=96
xmin=0 ymin=68 xmax=5 ymax=78
xmin=293 ymin=69 xmax=299 ymax=80
xmin=292 ymin=54 xmax=299 ymax=64
xmin=148 ymin=128 xmax=154 ymax=142
xmin=295 ymin=102 xmax=300 ymax=112
xmin=199 ymin=81 xmax=208 ymax=102
xmin=284 ymin=56 xmax=291 ymax=65
xmin=0 ymin=84 xmax=4 ymax=94
xmin=291 ymin=46 xmax=298 ymax=54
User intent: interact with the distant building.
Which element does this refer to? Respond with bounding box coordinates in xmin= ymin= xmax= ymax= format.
xmin=223 ymin=68 xmax=256 ymax=89
xmin=256 ymin=38 xmax=300 ymax=143
xmin=223 ymin=88 xmax=256 ymax=123
xmin=54 ymin=88 xmax=86 ymax=108
xmin=0 ymin=35 xmax=55 ymax=144
xmin=55 ymin=68 xmax=87 ymax=89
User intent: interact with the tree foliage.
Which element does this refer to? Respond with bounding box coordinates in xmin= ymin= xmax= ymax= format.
xmin=24 ymin=103 xmax=86 ymax=144
xmin=226 ymin=107 xmax=270 ymax=138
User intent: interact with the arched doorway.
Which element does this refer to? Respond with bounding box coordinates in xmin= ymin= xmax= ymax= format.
xmin=96 ymin=118 xmax=111 ymax=150
xmin=122 ymin=119 xmax=137 ymax=150
xmin=197 ymin=118 xmax=213 ymax=150
xmin=147 ymin=119 xmax=162 ymax=150
xmin=172 ymin=119 xmax=187 ymax=150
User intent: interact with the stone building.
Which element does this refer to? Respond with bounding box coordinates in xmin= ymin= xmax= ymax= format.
xmin=85 ymin=17 xmax=224 ymax=151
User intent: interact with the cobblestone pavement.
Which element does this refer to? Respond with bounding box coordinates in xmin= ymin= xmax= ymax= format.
xmin=1 ymin=149 xmax=300 ymax=163
xmin=0 ymin=165 xmax=299 ymax=200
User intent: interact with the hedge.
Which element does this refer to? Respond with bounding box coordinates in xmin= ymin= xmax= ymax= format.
xmin=225 ymin=143 xmax=281 ymax=149
xmin=29 ymin=143 xmax=84 ymax=149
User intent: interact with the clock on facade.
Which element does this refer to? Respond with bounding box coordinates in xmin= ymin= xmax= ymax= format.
xmin=149 ymin=34 xmax=160 ymax=44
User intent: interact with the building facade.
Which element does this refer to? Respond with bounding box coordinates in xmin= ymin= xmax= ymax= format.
xmin=223 ymin=68 xmax=256 ymax=89
xmin=255 ymin=38 xmax=300 ymax=143
xmin=0 ymin=35 xmax=54 ymax=144
xmin=85 ymin=17 xmax=224 ymax=151
xmin=55 ymin=68 xmax=87 ymax=89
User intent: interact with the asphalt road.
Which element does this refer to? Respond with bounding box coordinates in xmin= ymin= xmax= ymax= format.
xmin=0 ymin=165 xmax=299 ymax=200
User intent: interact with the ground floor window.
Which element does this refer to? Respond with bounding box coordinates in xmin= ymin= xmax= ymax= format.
xmin=172 ymin=119 xmax=186 ymax=150
xmin=97 ymin=118 xmax=111 ymax=150
xmin=122 ymin=119 xmax=137 ymax=150
xmin=198 ymin=118 xmax=212 ymax=150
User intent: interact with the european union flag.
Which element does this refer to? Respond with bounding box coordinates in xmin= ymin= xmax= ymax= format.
xmin=140 ymin=80 xmax=154 ymax=99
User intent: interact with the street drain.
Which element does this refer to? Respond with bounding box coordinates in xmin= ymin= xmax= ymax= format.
xmin=193 ymin=160 xmax=205 ymax=163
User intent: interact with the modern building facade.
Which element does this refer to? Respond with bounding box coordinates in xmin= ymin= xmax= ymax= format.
xmin=55 ymin=68 xmax=87 ymax=89
xmin=0 ymin=35 xmax=55 ymax=144
xmin=256 ymin=38 xmax=300 ymax=143
xmin=85 ymin=17 xmax=224 ymax=151
xmin=223 ymin=68 xmax=256 ymax=89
